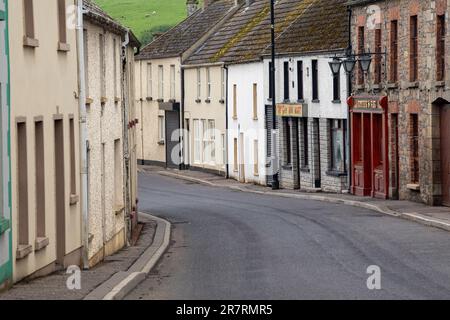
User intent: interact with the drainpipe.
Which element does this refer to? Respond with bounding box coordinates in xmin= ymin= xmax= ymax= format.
xmin=224 ymin=65 xmax=229 ymax=178
xmin=121 ymin=30 xmax=132 ymax=244
xmin=180 ymin=64 xmax=186 ymax=170
xmin=76 ymin=0 xmax=89 ymax=269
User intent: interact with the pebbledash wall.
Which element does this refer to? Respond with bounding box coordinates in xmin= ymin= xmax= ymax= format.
xmin=0 ymin=0 xmax=12 ymax=290
xmin=265 ymin=55 xmax=349 ymax=193
xmin=350 ymin=0 xmax=450 ymax=205
xmin=184 ymin=64 xmax=227 ymax=176
xmin=83 ymin=17 xmax=126 ymax=267
xmin=135 ymin=56 xmax=182 ymax=167
xmin=227 ymin=62 xmax=268 ymax=185
xmin=9 ymin=0 xmax=83 ymax=282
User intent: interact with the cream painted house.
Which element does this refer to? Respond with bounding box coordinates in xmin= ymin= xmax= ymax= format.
xmin=9 ymin=0 xmax=82 ymax=281
xmin=135 ymin=0 xmax=240 ymax=169
xmin=83 ymin=0 xmax=140 ymax=267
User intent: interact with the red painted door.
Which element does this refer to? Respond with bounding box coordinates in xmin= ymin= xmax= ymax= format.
xmin=441 ymin=105 xmax=450 ymax=206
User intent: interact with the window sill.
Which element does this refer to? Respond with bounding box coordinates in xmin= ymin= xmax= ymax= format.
xmin=355 ymin=84 xmax=365 ymax=91
xmin=16 ymin=244 xmax=33 ymax=260
xmin=300 ymin=167 xmax=310 ymax=173
xmin=101 ymin=97 xmax=108 ymax=104
xmin=157 ymin=99 xmax=164 ymax=103
xmin=387 ymin=82 xmax=398 ymax=89
xmin=158 ymin=140 xmax=165 ymax=145
xmin=297 ymin=99 xmax=305 ymax=104
xmin=0 ymin=217 xmax=10 ymax=234
xmin=86 ymin=97 xmax=94 ymax=105
xmin=326 ymin=170 xmax=347 ymax=177
xmin=146 ymin=97 xmax=153 ymax=101
xmin=114 ymin=97 xmax=121 ymax=103
xmin=57 ymin=42 xmax=70 ymax=52
xmin=253 ymin=117 xmax=258 ymax=121
xmin=253 ymin=173 xmax=259 ymax=177
xmin=219 ymin=99 xmax=225 ymax=104
xmin=407 ymin=81 xmax=419 ymax=89
xmin=23 ymin=36 xmax=39 ymax=48
xmin=205 ymin=99 xmax=211 ymax=104
xmin=282 ymin=164 xmax=292 ymax=170
xmin=169 ymin=99 xmax=176 ymax=103
xmin=332 ymin=99 xmax=341 ymax=104
xmin=70 ymin=194 xmax=79 ymax=206
xmin=232 ymin=116 xmax=238 ymax=120
xmin=407 ymin=183 xmax=420 ymax=191
xmin=114 ymin=204 xmax=125 ymax=215
xmin=372 ymin=84 xmax=382 ymax=91
xmin=311 ymin=99 xmax=320 ymax=104
xmin=434 ymin=81 xmax=445 ymax=88
xmin=35 ymin=237 xmax=49 ymax=252
xmin=195 ymin=99 xmax=201 ymax=104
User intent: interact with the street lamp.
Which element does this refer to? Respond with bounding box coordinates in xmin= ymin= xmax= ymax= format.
xmin=358 ymin=53 xmax=372 ymax=73
xmin=328 ymin=57 xmax=342 ymax=76
xmin=342 ymin=56 xmax=356 ymax=74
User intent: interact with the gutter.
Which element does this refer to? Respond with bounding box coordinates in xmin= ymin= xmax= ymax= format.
xmin=76 ymin=0 xmax=89 ymax=269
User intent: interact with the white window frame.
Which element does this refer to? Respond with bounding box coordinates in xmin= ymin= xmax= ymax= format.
xmin=158 ymin=116 xmax=165 ymax=142
xmin=196 ymin=68 xmax=201 ymax=100
xmin=208 ymin=119 xmax=215 ymax=164
xmin=221 ymin=67 xmax=225 ymax=101
xmin=147 ymin=63 xmax=152 ymax=98
xmin=158 ymin=65 xmax=164 ymax=100
xmin=170 ymin=64 xmax=175 ymax=100
xmin=202 ymin=119 xmax=208 ymax=163
xmin=206 ymin=67 xmax=211 ymax=99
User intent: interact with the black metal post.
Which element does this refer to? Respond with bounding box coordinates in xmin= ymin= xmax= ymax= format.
xmin=270 ymin=0 xmax=279 ymax=190
xmin=346 ymin=6 xmax=352 ymax=192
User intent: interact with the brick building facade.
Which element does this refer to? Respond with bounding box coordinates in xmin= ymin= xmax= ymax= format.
xmin=350 ymin=0 xmax=450 ymax=206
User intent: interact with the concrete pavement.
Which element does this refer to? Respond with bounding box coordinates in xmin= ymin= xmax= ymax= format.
xmin=126 ymin=171 xmax=450 ymax=299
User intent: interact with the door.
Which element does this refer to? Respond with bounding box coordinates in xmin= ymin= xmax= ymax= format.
xmin=239 ymin=133 xmax=245 ymax=182
xmin=165 ymin=110 xmax=180 ymax=169
xmin=441 ymin=105 xmax=450 ymax=206
xmin=54 ymin=119 xmax=66 ymax=266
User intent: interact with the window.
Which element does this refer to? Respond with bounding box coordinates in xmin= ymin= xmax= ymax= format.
xmin=233 ymin=84 xmax=237 ymax=119
xmin=312 ymin=60 xmax=319 ymax=101
xmin=233 ymin=138 xmax=238 ymax=171
xmin=17 ymin=122 xmax=29 ymax=246
xmin=114 ymin=139 xmax=122 ymax=206
xmin=410 ymin=16 xmax=418 ymax=82
xmin=437 ymin=14 xmax=446 ymax=81
xmin=99 ymin=34 xmax=105 ymax=98
xmin=35 ymin=121 xmax=45 ymax=238
xmin=113 ymin=38 xmax=118 ymax=98
xmin=194 ymin=120 xmax=201 ymax=163
xmin=196 ymin=68 xmax=201 ymax=100
xmin=221 ymin=67 xmax=226 ymax=101
xmin=221 ymin=133 xmax=226 ymax=166
xmin=202 ymin=119 xmax=208 ymax=162
xmin=301 ymin=119 xmax=309 ymax=168
xmin=330 ymin=119 xmax=346 ymax=172
xmin=374 ymin=29 xmax=382 ymax=84
xmin=268 ymin=62 xmax=274 ymax=100
xmin=284 ymin=118 xmax=291 ymax=165
xmin=283 ymin=61 xmax=289 ymax=101
xmin=333 ymin=70 xmax=340 ymax=101
xmin=252 ymin=83 xmax=258 ymax=119
xmin=23 ymin=0 xmax=35 ymax=40
xmin=170 ymin=65 xmax=175 ymax=100
xmin=208 ymin=120 xmax=215 ymax=163
xmin=357 ymin=26 xmax=365 ymax=85
xmin=57 ymin=0 xmax=67 ymax=44
xmin=147 ymin=63 xmax=152 ymax=98
xmin=158 ymin=116 xmax=165 ymax=142
xmin=206 ymin=67 xmax=211 ymax=99
xmin=390 ymin=20 xmax=398 ymax=83
xmin=410 ymin=114 xmax=419 ymax=183
xmin=69 ymin=117 xmax=76 ymax=195
xmin=158 ymin=65 xmax=164 ymax=100
xmin=297 ymin=61 xmax=303 ymax=101
xmin=83 ymin=29 xmax=89 ymax=97
xmin=254 ymin=140 xmax=259 ymax=175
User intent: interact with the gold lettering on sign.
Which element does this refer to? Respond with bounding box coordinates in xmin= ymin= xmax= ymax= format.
xmin=276 ymin=104 xmax=303 ymax=117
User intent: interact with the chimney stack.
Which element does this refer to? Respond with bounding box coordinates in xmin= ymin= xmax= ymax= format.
xmin=203 ymin=0 xmax=214 ymax=9
xmin=186 ymin=0 xmax=199 ymax=16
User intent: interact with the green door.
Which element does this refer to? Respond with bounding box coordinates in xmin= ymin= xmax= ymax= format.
xmin=0 ymin=0 xmax=12 ymax=289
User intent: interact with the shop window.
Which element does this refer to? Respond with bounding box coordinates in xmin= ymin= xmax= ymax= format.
xmin=436 ymin=14 xmax=446 ymax=81
xmin=284 ymin=118 xmax=291 ymax=165
xmin=410 ymin=114 xmax=419 ymax=183
xmin=301 ymin=118 xmax=309 ymax=168
xmin=330 ymin=119 xmax=346 ymax=172
xmin=193 ymin=119 xmax=200 ymax=163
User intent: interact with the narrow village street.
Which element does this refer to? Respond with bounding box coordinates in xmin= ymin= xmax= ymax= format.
xmin=126 ymin=170 xmax=450 ymax=300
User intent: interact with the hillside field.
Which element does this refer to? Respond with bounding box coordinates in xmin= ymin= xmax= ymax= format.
xmin=95 ymin=0 xmax=188 ymax=44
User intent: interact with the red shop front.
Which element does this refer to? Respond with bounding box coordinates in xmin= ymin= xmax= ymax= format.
xmin=348 ymin=96 xmax=389 ymax=199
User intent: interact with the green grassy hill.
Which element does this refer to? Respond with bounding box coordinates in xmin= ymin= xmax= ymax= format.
xmin=95 ymin=0 xmax=188 ymax=45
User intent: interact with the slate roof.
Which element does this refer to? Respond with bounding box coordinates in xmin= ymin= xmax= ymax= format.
xmin=185 ymin=0 xmax=348 ymax=65
xmin=83 ymin=0 xmax=140 ymax=47
xmin=136 ymin=0 xmax=237 ymax=60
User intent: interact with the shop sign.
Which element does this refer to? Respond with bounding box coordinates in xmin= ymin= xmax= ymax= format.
xmin=276 ymin=103 xmax=306 ymax=117
xmin=348 ymin=96 xmax=388 ymax=111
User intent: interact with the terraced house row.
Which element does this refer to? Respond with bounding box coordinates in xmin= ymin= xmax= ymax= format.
xmin=0 ymin=0 xmax=140 ymax=290
xmin=136 ymin=0 xmax=450 ymax=205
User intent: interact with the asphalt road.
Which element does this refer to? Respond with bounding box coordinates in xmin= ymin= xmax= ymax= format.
xmin=126 ymin=171 xmax=450 ymax=300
